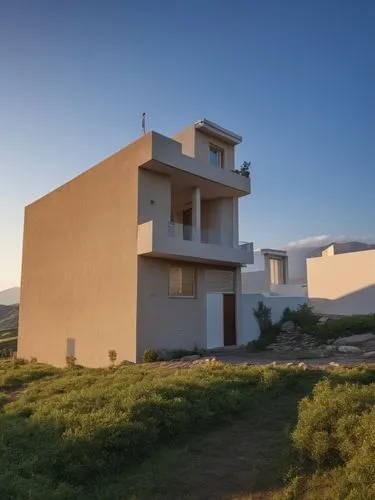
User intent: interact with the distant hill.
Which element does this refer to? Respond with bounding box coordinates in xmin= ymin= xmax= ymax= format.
xmin=0 ymin=287 xmax=20 ymax=305
xmin=287 ymin=241 xmax=375 ymax=285
xmin=0 ymin=304 xmax=19 ymax=332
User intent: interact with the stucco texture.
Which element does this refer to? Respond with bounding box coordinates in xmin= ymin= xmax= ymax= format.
xmin=18 ymin=134 xmax=152 ymax=367
xmin=307 ymin=249 xmax=375 ymax=315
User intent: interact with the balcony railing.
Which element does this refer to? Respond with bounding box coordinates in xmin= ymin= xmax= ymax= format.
xmin=168 ymin=223 xmax=253 ymax=252
xmin=168 ymin=221 xmax=193 ymax=241
xmin=239 ymin=241 xmax=253 ymax=252
xmin=138 ymin=220 xmax=254 ymax=265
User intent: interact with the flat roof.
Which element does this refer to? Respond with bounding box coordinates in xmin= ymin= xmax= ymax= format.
xmin=260 ymin=248 xmax=287 ymax=257
xmin=194 ymin=118 xmax=242 ymax=145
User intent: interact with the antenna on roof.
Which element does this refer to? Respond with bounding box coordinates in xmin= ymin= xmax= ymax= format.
xmin=142 ymin=112 xmax=146 ymax=134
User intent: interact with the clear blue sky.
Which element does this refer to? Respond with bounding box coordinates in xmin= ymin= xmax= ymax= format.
xmin=1 ymin=0 xmax=374 ymax=289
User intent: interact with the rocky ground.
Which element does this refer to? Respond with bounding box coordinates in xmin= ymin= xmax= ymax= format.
xmin=155 ymin=321 xmax=375 ymax=369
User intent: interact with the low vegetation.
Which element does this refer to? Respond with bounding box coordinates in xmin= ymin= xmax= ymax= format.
xmin=281 ymin=374 xmax=375 ymax=499
xmin=312 ymin=313 xmax=375 ymax=342
xmin=0 ymin=359 xmax=305 ymax=498
xmin=142 ymin=346 xmax=204 ymax=362
xmin=0 ymin=359 xmax=374 ymax=499
xmin=248 ymin=301 xmax=375 ymax=352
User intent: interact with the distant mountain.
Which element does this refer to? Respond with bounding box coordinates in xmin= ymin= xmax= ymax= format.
xmin=0 ymin=287 xmax=20 ymax=305
xmin=0 ymin=304 xmax=19 ymax=332
xmin=287 ymin=241 xmax=375 ymax=285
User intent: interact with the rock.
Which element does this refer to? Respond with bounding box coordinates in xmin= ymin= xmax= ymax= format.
xmin=286 ymin=362 xmax=296 ymax=367
xmin=181 ymin=354 xmax=200 ymax=361
xmin=337 ymin=345 xmax=362 ymax=354
xmin=362 ymin=340 xmax=375 ymax=352
xmin=329 ymin=361 xmax=341 ymax=367
xmin=325 ymin=345 xmax=336 ymax=352
xmin=298 ymin=362 xmax=309 ymax=370
xmin=363 ymin=351 xmax=375 ymax=359
xmin=281 ymin=321 xmax=295 ymax=333
xmin=318 ymin=316 xmax=329 ymax=324
xmin=333 ymin=333 xmax=375 ymax=346
xmin=319 ymin=351 xmax=331 ymax=358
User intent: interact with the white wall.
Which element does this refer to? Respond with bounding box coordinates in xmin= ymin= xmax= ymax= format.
xmin=243 ymin=251 xmax=266 ymax=272
xmin=238 ymin=294 xmax=307 ymax=344
xmin=242 ymin=271 xmax=269 ymax=294
xmin=206 ymin=293 xmax=224 ymax=348
xmin=270 ymin=284 xmax=307 ymax=297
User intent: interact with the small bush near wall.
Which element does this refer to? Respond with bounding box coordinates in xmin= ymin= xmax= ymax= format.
xmin=247 ymin=301 xmax=281 ymax=351
xmin=142 ymin=349 xmax=161 ymax=363
xmin=281 ymin=303 xmax=319 ymax=330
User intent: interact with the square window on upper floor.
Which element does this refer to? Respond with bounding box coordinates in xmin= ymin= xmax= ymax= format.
xmin=209 ymin=145 xmax=224 ymax=168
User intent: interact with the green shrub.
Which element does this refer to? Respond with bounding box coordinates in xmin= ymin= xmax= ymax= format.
xmin=289 ymin=378 xmax=375 ymax=498
xmin=0 ymin=363 xmax=59 ymax=390
xmin=170 ymin=345 xmax=205 ymax=359
xmin=253 ymin=301 xmax=272 ymax=332
xmin=248 ymin=301 xmax=280 ymax=350
xmin=0 ymin=392 xmax=11 ymax=408
xmin=142 ymin=348 xmax=161 ymax=362
xmin=108 ymin=350 xmax=117 ymax=366
xmin=282 ymin=303 xmax=320 ymax=330
xmin=311 ymin=314 xmax=375 ymax=342
xmin=65 ymin=355 xmax=76 ymax=368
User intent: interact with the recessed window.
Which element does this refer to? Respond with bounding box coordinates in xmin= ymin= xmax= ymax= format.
xmin=169 ymin=266 xmax=196 ymax=297
xmin=209 ymin=145 xmax=224 ymax=168
xmin=270 ymin=257 xmax=286 ymax=285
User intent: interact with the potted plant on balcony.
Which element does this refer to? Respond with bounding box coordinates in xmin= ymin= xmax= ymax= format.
xmin=233 ymin=161 xmax=251 ymax=178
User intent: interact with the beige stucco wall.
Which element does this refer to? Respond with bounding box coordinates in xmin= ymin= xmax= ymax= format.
xmin=201 ymin=198 xmax=234 ymax=246
xmin=194 ymin=130 xmax=235 ymax=171
xmin=18 ymin=134 xmax=152 ymax=367
xmin=307 ymin=249 xmax=375 ymax=315
xmin=136 ymin=258 xmax=240 ymax=358
xmin=136 ymin=257 xmax=206 ymax=358
xmin=173 ymin=126 xmax=236 ymax=171
xmin=138 ymin=169 xmax=171 ymax=236
xmin=173 ymin=125 xmax=195 ymax=158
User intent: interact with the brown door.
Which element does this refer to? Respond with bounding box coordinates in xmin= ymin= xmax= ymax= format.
xmin=182 ymin=208 xmax=192 ymax=240
xmin=223 ymin=294 xmax=236 ymax=346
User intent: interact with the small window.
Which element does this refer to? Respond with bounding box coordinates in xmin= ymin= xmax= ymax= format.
xmin=209 ymin=145 xmax=224 ymax=168
xmin=169 ymin=266 xmax=196 ymax=297
xmin=269 ymin=257 xmax=285 ymax=285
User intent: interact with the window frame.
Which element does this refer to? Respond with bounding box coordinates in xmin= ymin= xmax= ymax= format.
xmin=168 ymin=266 xmax=197 ymax=298
xmin=209 ymin=144 xmax=224 ymax=168
xmin=269 ymin=257 xmax=286 ymax=285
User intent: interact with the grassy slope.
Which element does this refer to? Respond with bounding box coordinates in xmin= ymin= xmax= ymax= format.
xmin=0 ymin=361 xmax=374 ymax=499
xmin=0 ymin=304 xmax=19 ymax=331
xmin=93 ymin=383 xmax=313 ymax=500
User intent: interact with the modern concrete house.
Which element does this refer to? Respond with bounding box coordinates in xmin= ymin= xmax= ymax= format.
xmin=307 ymin=244 xmax=375 ymax=315
xmin=241 ymin=248 xmax=306 ymax=296
xmin=242 ymin=249 xmax=289 ymax=294
xmin=238 ymin=248 xmax=307 ymax=343
xmin=18 ymin=119 xmax=254 ymax=366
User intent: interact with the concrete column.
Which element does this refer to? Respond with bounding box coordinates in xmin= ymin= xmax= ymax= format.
xmin=232 ymin=197 xmax=239 ymax=248
xmin=192 ymin=187 xmax=201 ymax=242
